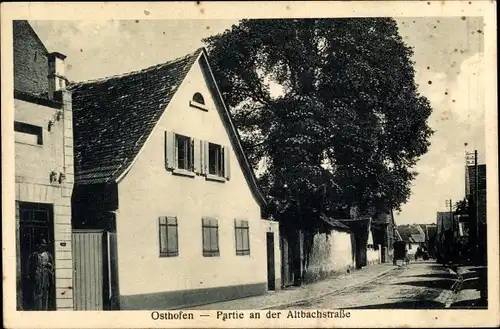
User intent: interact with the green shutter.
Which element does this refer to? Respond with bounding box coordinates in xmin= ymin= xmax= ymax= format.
xmin=165 ymin=131 xmax=176 ymax=169
xmin=194 ymin=138 xmax=202 ymax=174
xmin=203 ymin=141 xmax=209 ymax=175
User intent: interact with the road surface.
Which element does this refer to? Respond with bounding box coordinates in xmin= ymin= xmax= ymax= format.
xmin=278 ymin=261 xmax=457 ymax=309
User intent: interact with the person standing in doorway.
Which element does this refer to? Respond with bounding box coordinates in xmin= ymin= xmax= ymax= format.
xmin=28 ymin=239 xmax=55 ymax=310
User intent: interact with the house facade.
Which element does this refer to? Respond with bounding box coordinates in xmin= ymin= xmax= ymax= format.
xmin=465 ymin=163 xmax=487 ymax=264
xmin=13 ymin=20 xmax=74 ymax=310
xmin=70 ymin=48 xmax=280 ymax=310
xmin=425 ymin=224 xmax=438 ymax=259
xmin=370 ymin=211 xmax=396 ymax=263
xmin=396 ymin=224 xmax=426 ymax=256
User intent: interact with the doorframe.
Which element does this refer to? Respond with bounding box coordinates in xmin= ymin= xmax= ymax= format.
xmin=266 ymin=232 xmax=276 ymax=291
xmin=16 ymin=201 xmax=56 ymax=311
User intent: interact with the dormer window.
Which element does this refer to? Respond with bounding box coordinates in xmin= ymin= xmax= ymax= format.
xmin=193 ymin=92 xmax=205 ymax=105
xmin=189 ymin=92 xmax=208 ymax=111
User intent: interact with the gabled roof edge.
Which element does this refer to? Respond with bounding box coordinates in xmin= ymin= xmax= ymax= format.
xmin=111 ymin=47 xmax=267 ymax=207
xmin=21 ymin=21 xmax=49 ymax=54
xmin=114 ymin=48 xmax=204 ymax=185
xmin=198 ymin=48 xmax=267 ymax=207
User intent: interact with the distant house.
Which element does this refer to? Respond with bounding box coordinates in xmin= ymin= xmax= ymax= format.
xmin=395 ymin=224 xmax=426 ymax=255
xmin=465 ymin=163 xmax=487 ymax=264
xmin=465 ymin=164 xmax=487 ymax=225
xmin=436 ymin=212 xmax=455 ymax=263
xmin=370 ymin=211 xmax=396 ymax=263
xmin=425 ymin=224 xmax=438 ymax=259
xmin=13 ymin=20 xmax=74 ymax=310
xmin=69 ymin=48 xmax=280 ymax=310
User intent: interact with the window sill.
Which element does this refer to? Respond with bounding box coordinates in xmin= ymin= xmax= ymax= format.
xmin=172 ymin=168 xmax=196 ymax=178
xmin=189 ymin=100 xmax=209 ymax=112
xmin=15 ymin=141 xmax=43 ymax=147
xmin=203 ymin=252 xmax=220 ymax=257
xmin=160 ymin=253 xmax=179 ymax=258
xmin=205 ymin=174 xmax=226 ymax=182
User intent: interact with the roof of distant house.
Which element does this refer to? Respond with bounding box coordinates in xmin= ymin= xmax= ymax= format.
xmin=396 ymin=224 xmax=426 ymax=243
xmin=69 ymin=47 xmax=266 ymax=205
xmin=320 ymin=214 xmax=350 ymax=231
xmin=426 ymin=225 xmax=437 ymax=237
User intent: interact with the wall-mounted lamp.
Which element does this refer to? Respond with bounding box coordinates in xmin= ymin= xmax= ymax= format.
xmin=58 ymin=172 xmax=66 ymax=184
xmin=48 ymin=111 xmax=63 ymax=132
xmin=59 ymin=172 xmax=66 ymax=184
xmin=49 ymin=171 xmax=58 ymax=183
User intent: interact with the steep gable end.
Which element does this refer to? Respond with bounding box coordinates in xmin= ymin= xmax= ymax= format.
xmin=70 ymin=49 xmax=202 ymax=185
xmin=196 ymin=50 xmax=266 ymax=205
xmin=70 ymin=48 xmax=266 ymax=206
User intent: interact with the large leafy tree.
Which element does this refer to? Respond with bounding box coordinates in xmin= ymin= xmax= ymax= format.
xmin=204 ymin=18 xmax=433 ymax=236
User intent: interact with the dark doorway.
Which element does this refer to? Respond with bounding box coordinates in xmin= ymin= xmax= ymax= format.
xmin=266 ymin=232 xmax=276 ymax=291
xmin=17 ymin=202 xmax=56 ymax=311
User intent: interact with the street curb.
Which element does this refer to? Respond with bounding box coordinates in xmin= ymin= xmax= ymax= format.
xmin=260 ymin=266 xmax=398 ymax=310
xmin=443 ymin=271 xmax=464 ymax=308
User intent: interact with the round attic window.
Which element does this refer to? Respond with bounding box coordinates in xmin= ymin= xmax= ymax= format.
xmin=192 ymin=92 xmax=205 ymax=105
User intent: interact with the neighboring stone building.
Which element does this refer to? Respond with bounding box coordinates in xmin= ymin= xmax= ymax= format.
xmin=465 ymin=163 xmax=487 ymax=264
xmin=466 ymin=164 xmax=487 ymax=225
xmin=13 ymin=20 xmax=74 ymax=310
xmin=69 ymin=48 xmax=280 ymax=310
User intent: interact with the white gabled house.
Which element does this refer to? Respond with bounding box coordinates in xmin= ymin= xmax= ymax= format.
xmin=70 ymin=48 xmax=280 ymax=310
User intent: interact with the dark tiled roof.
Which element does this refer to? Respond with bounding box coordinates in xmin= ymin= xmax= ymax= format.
xmin=396 ymin=225 xmax=425 ymax=243
xmin=14 ymin=89 xmax=62 ymax=109
xmin=69 ymin=49 xmax=203 ymax=185
xmin=321 ymin=214 xmax=350 ymax=231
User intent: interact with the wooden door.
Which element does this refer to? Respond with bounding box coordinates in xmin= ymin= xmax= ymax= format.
xmin=280 ymin=236 xmax=294 ymax=287
xmin=266 ymin=232 xmax=276 ymax=291
xmin=72 ymin=230 xmax=105 ymax=310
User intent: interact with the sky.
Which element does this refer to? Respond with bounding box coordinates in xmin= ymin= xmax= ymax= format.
xmin=29 ymin=17 xmax=485 ymax=225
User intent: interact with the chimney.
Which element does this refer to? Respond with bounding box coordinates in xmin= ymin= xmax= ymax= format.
xmin=48 ymin=52 xmax=67 ymax=99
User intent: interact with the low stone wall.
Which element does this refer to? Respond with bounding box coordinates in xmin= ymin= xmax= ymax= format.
xmin=303 ymin=230 xmax=354 ymax=283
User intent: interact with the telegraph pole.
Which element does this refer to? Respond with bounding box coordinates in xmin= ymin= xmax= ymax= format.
xmin=465 ymin=147 xmax=477 ymax=261
xmin=445 ymin=199 xmax=454 ymax=263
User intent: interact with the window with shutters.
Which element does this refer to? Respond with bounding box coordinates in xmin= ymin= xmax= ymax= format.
xmin=235 ymin=220 xmax=250 ymax=256
xmin=176 ymin=134 xmax=193 ymax=171
xmin=159 ymin=216 xmax=179 ymax=257
xmin=208 ymin=143 xmax=224 ymax=177
xmin=202 ymin=217 xmax=219 ymax=257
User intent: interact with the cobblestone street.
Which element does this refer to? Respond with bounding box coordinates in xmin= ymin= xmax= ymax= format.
xmin=185 ymin=261 xmax=462 ymax=310
xmin=281 ymin=261 xmax=457 ymax=309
